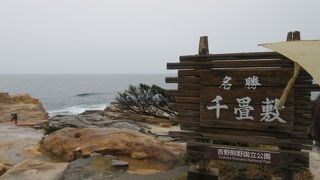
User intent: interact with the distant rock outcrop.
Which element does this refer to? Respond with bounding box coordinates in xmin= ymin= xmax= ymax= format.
xmin=103 ymin=104 xmax=173 ymax=125
xmin=0 ymin=92 xmax=48 ymax=124
xmin=41 ymin=127 xmax=185 ymax=162
xmin=49 ymin=113 xmax=148 ymax=133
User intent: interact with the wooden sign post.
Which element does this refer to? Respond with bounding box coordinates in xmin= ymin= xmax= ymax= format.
xmin=166 ymin=32 xmax=317 ymax=180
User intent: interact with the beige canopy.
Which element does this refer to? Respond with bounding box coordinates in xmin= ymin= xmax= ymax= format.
xmin=259 ymin=40 xmax=320 ymax=109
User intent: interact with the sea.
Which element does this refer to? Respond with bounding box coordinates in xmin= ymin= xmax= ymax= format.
xmin=0 ymin=74 xmax=176 ymax=116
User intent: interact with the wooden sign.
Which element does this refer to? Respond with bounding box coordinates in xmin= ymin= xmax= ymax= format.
xmin=166 ymin=33 xmax=315 ymax=175
xmin=211 ymin=145 xmax=280 ymax=166
xmin=200 ymin=69 xmax=294 ymax=132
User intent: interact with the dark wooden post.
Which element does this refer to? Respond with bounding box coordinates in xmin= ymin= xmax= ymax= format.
xmin=187 ymin=36 xmax=218 ymax=180
xmin=198 ymin=36 xmax=209 ymax=55
xmin=198 ymin=36 xmax=210 ymax=172
xmin=286 ymin=32 xmax=293 ymax=41
xmin=293 ymin=31 xmax=301 ymax=41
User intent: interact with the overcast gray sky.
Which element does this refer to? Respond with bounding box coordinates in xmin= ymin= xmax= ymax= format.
xmin=0 ymin=0 xmax=319 ymax=74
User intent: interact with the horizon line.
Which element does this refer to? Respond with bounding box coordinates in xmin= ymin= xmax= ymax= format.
xmin=0 ymin=73 xmax=176 ymax=75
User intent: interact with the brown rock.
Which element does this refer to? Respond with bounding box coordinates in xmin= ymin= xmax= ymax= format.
xmin=0 ymin=92 xmax=48 ymax=124
xmin=0 ymin=93 xmax=12 ymax=103
xmin=17 ymin=120 xmax=48 ymax=127
xmin=0 ymin=160 xmax=68 ymax=180
xmin=41 ymin=128 xmax=185 ymax=162
xmin=0 ymin=163 xmax=9 ymax=176
xmin=0 ymin=124 xmax=49 ymax=166
xmin=130 ymin=152 xmax=151 ymax=160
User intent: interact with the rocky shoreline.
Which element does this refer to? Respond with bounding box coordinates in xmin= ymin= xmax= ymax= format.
xmin=0 ymin=93 xmax=186 ymax=180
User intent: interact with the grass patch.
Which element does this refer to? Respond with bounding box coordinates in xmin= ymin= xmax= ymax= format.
xmin=210 ymin=160 xmax=282 ymax=180
xmin=297 ymin=170 xmax=314 ymax=180
xmin=174 ymin=173 xmax=187 ymax=180
xmin=44 ymin=126 xmax=63 ymax=135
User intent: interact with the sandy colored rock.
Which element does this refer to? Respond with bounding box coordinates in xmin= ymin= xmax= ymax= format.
xmin=310 ymin=148 xmax=320 ymax=180
xmin=42 ymin=128 xmax=185 ymax=162
xmin=0 ymin=124 xmax=49 ymax=166
xmin=126 ymin=169 xmax=162 ymax=175
xmin=17 ymin=120 xmax=48 ymax=128
xmin=0 ymin=93 xmax=48 ymax=123
xmin=130 ymin=152 xmax=150 ymax=160
xmin=0 ymin=163 xmax=9 ymax=176
xmin=0 ymin=160 xmax=68 ymax=180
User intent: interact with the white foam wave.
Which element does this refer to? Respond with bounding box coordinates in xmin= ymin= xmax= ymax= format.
xmin=48 ymin=104 xmax=107 ymax=117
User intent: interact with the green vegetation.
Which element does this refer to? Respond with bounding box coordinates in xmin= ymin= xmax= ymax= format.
xmin=210 ymin=161 xmax=281 ymax=180
xmin=44 ymin=126 xmax=63 ymax=135
xmin=210 ymin=140 xmax=259 ymax=148
xmin=175 ymin=173 xmax=187 ymax=180
xmin=113 ymin=83 xmax=176 ymax=118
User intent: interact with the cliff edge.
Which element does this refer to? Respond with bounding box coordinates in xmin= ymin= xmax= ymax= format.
xmin=0 ymin=92 xmax=48 ymax=123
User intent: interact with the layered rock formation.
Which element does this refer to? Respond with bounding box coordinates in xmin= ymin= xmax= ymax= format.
xmin=41 ymin=127 xmax=185 ymax=162
xmin=0 ymin=160 xmax=68 ymax=180
xmin=0 ymin=92 xmax=48 ymax=124
xmin=0 ymin=163 xmax=9 ymax=176
xmin=49 ymin=113 xmax=147 ymax=133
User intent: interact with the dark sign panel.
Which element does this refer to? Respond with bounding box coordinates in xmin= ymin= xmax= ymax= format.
xmin=200 ymin=69 xmax=294 ymax=133
xmin=211 ymin=146 xmax=280 ymax=166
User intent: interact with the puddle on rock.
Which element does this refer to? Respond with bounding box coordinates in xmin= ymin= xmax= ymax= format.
xmin=117 ymin=156 xmax=174 ymax=175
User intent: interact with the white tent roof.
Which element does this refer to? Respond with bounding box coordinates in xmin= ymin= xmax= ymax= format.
xmin=260 ymin=40 xmax=320 ymax=84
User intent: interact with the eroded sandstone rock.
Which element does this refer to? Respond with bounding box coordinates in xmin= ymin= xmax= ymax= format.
xmin=0 ymin=163 xmax=9 ymax=176
xmin=0 ymin=160 xmax=68 ymax=180
xmin=41 ymin=128 xmax=185 ymax=162
xmin=0 ymin=92 xmax=48 ymax=123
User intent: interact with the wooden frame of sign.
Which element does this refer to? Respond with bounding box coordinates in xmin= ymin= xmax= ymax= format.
xmin=166 ymin=32 xmax=317 ymax=180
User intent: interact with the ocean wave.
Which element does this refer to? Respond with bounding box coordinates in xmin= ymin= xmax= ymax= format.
xmin=76 ymin=92 xmax=102 ymax=97
xmin=48 ymin=104 xmax=107 ymax=117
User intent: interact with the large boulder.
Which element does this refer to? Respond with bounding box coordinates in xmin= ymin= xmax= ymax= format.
xmin=0 ymin=92 xmax=48 ymax=123
xmin=49 ymin=113 xmax=148 ymax=133
xmin=0 ymin=160 xmax=68 ymax=180
xmin=41 ymin=128 xmax=185 ymax=162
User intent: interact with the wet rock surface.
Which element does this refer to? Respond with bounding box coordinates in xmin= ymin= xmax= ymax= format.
xmin=58 ymin=154 xmax=125 ymax=180
xmin=0 ymin=124 xmax=49 ymax=166
xmin=113 ymin=166 xmax=189 ymax=180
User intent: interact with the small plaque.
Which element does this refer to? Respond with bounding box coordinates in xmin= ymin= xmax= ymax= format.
xmin=211 ymin=146 xmax=280 ymax=165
